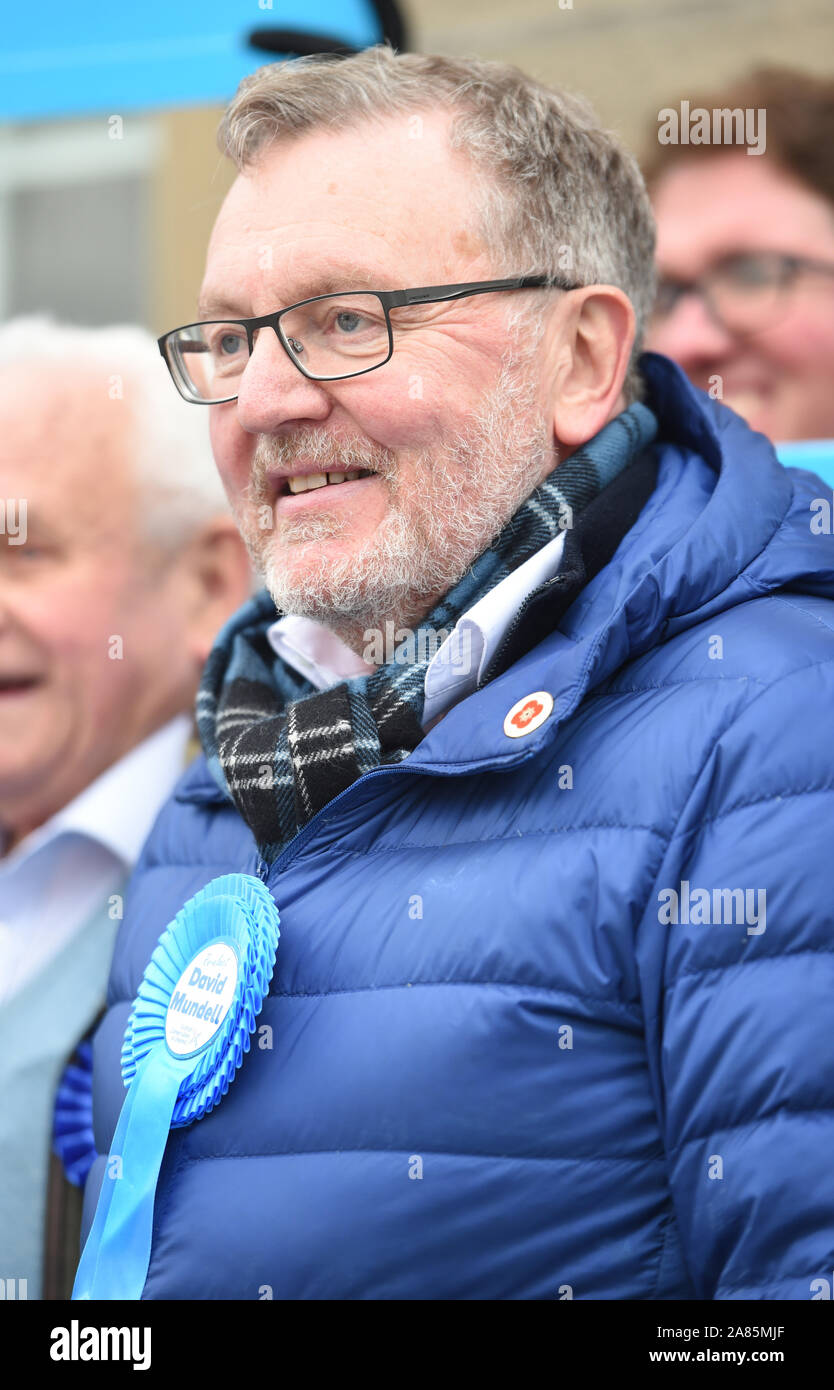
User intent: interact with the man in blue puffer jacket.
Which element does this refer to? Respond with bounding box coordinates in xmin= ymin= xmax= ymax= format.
xmin=84 ymin=48 xmax=834 ymax=1299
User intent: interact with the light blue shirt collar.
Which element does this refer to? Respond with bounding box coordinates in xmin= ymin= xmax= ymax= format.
xmin=266 ymin=530 xmax=567 ymax=728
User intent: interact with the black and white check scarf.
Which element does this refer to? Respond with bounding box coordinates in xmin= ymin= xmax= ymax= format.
xmin=197 ymin=401 xmax=658 ymax=862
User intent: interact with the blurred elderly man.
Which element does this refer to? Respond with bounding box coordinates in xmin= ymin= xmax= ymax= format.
xmin=83 ymin=49 xmax=834 ymax=1301
xmin=644 ymin=68 xmax=834 ymax=446
xmin=0 ymin=318 xmax=251 ymax=1297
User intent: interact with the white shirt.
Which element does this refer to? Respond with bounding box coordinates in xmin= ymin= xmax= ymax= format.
xmin=0 ymin=714 xmax=193 ymax=1006
xmin=267 ymin=529 xmax=567 ymax=727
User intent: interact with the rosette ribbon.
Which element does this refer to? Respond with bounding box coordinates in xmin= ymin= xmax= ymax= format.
xmin=73 ymin=873 xmax=280 ymax=1300
xmin=53 ymin=1038 xmax=97 ymax=1187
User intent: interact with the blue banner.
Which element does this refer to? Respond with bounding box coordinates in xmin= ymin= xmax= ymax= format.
xmin=2 ymin=1 xmax=400 ymax=122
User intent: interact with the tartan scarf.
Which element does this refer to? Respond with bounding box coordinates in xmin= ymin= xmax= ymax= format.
xmin=197 ymin=401 xmax=658 ymax=862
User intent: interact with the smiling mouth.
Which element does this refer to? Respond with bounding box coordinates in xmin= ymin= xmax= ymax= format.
xmin=275 ymin=468 xmax=376 ymax=497
xmin=0 ymin=676 xmax=41 ymax=695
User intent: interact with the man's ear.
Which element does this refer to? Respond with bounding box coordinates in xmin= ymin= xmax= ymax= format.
xmin=546 ymin=286 xmax=635 ymax=449
xmin=174 ymin=516 xmax=253 ymax=667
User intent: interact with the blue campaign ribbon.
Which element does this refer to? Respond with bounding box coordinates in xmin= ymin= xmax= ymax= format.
xmin=73 ymin=873 xmax=279 ymax=1301
xmin=72 ymin=1047 xmax=190 ymax=1299
xmin=53 ymin=1038 xmax=97 ymax=1187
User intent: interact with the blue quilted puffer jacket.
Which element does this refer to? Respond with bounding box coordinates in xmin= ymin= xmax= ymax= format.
xmin=85 ymin=354 xmax=834 ymax=1300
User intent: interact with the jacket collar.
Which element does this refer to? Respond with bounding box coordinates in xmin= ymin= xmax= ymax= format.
xmin=405 ymin=352 xmax=802 ymax=773
xmin=179 ymin=351 xmax=819 ymax=798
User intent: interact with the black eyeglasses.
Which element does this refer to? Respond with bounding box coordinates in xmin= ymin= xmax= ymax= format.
xmin=158 ymin=275 xmax=578 ymax=404
xmin=652 ymin=250 xmax=834 ymax=337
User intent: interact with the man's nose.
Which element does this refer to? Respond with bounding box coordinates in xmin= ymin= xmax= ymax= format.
xmin=234 ymin=327 xmax=333 ymax=434
xmin=647 ymin=291 xmax=736 ymax=371
xmin=0 ymin=581 xmax=21 ymax=636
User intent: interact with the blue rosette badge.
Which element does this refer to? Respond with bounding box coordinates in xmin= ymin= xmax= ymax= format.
xmin=73 ymin=873 xmax=280 ymax=1301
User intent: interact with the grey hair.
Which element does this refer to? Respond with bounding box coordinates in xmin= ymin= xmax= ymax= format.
xmin=217 ymin=45 xmax=656 ymax=403
xmin=0 ymin=315 xmax=230 ymax=548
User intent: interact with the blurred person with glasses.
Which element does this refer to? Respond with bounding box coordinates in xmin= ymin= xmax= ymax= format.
xmin=81 ymin=48 xmax=834 ymax=1303
xmin=644 ymin=68 xmax=834 ymax=460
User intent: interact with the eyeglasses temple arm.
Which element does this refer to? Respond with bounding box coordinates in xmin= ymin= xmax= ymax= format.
xmin=389 ymin=276 xmax=572 ymax=308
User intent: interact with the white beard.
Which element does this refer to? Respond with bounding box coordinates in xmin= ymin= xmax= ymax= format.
xmin=235 ymin=355 xmax=553 ymax=637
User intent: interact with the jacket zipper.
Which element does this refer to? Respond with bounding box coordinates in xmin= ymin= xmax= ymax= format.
xmin=269 ymin=761 xmax=433 ymax=878
xmin=266 ymin=689 xmax=575 ymax=881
